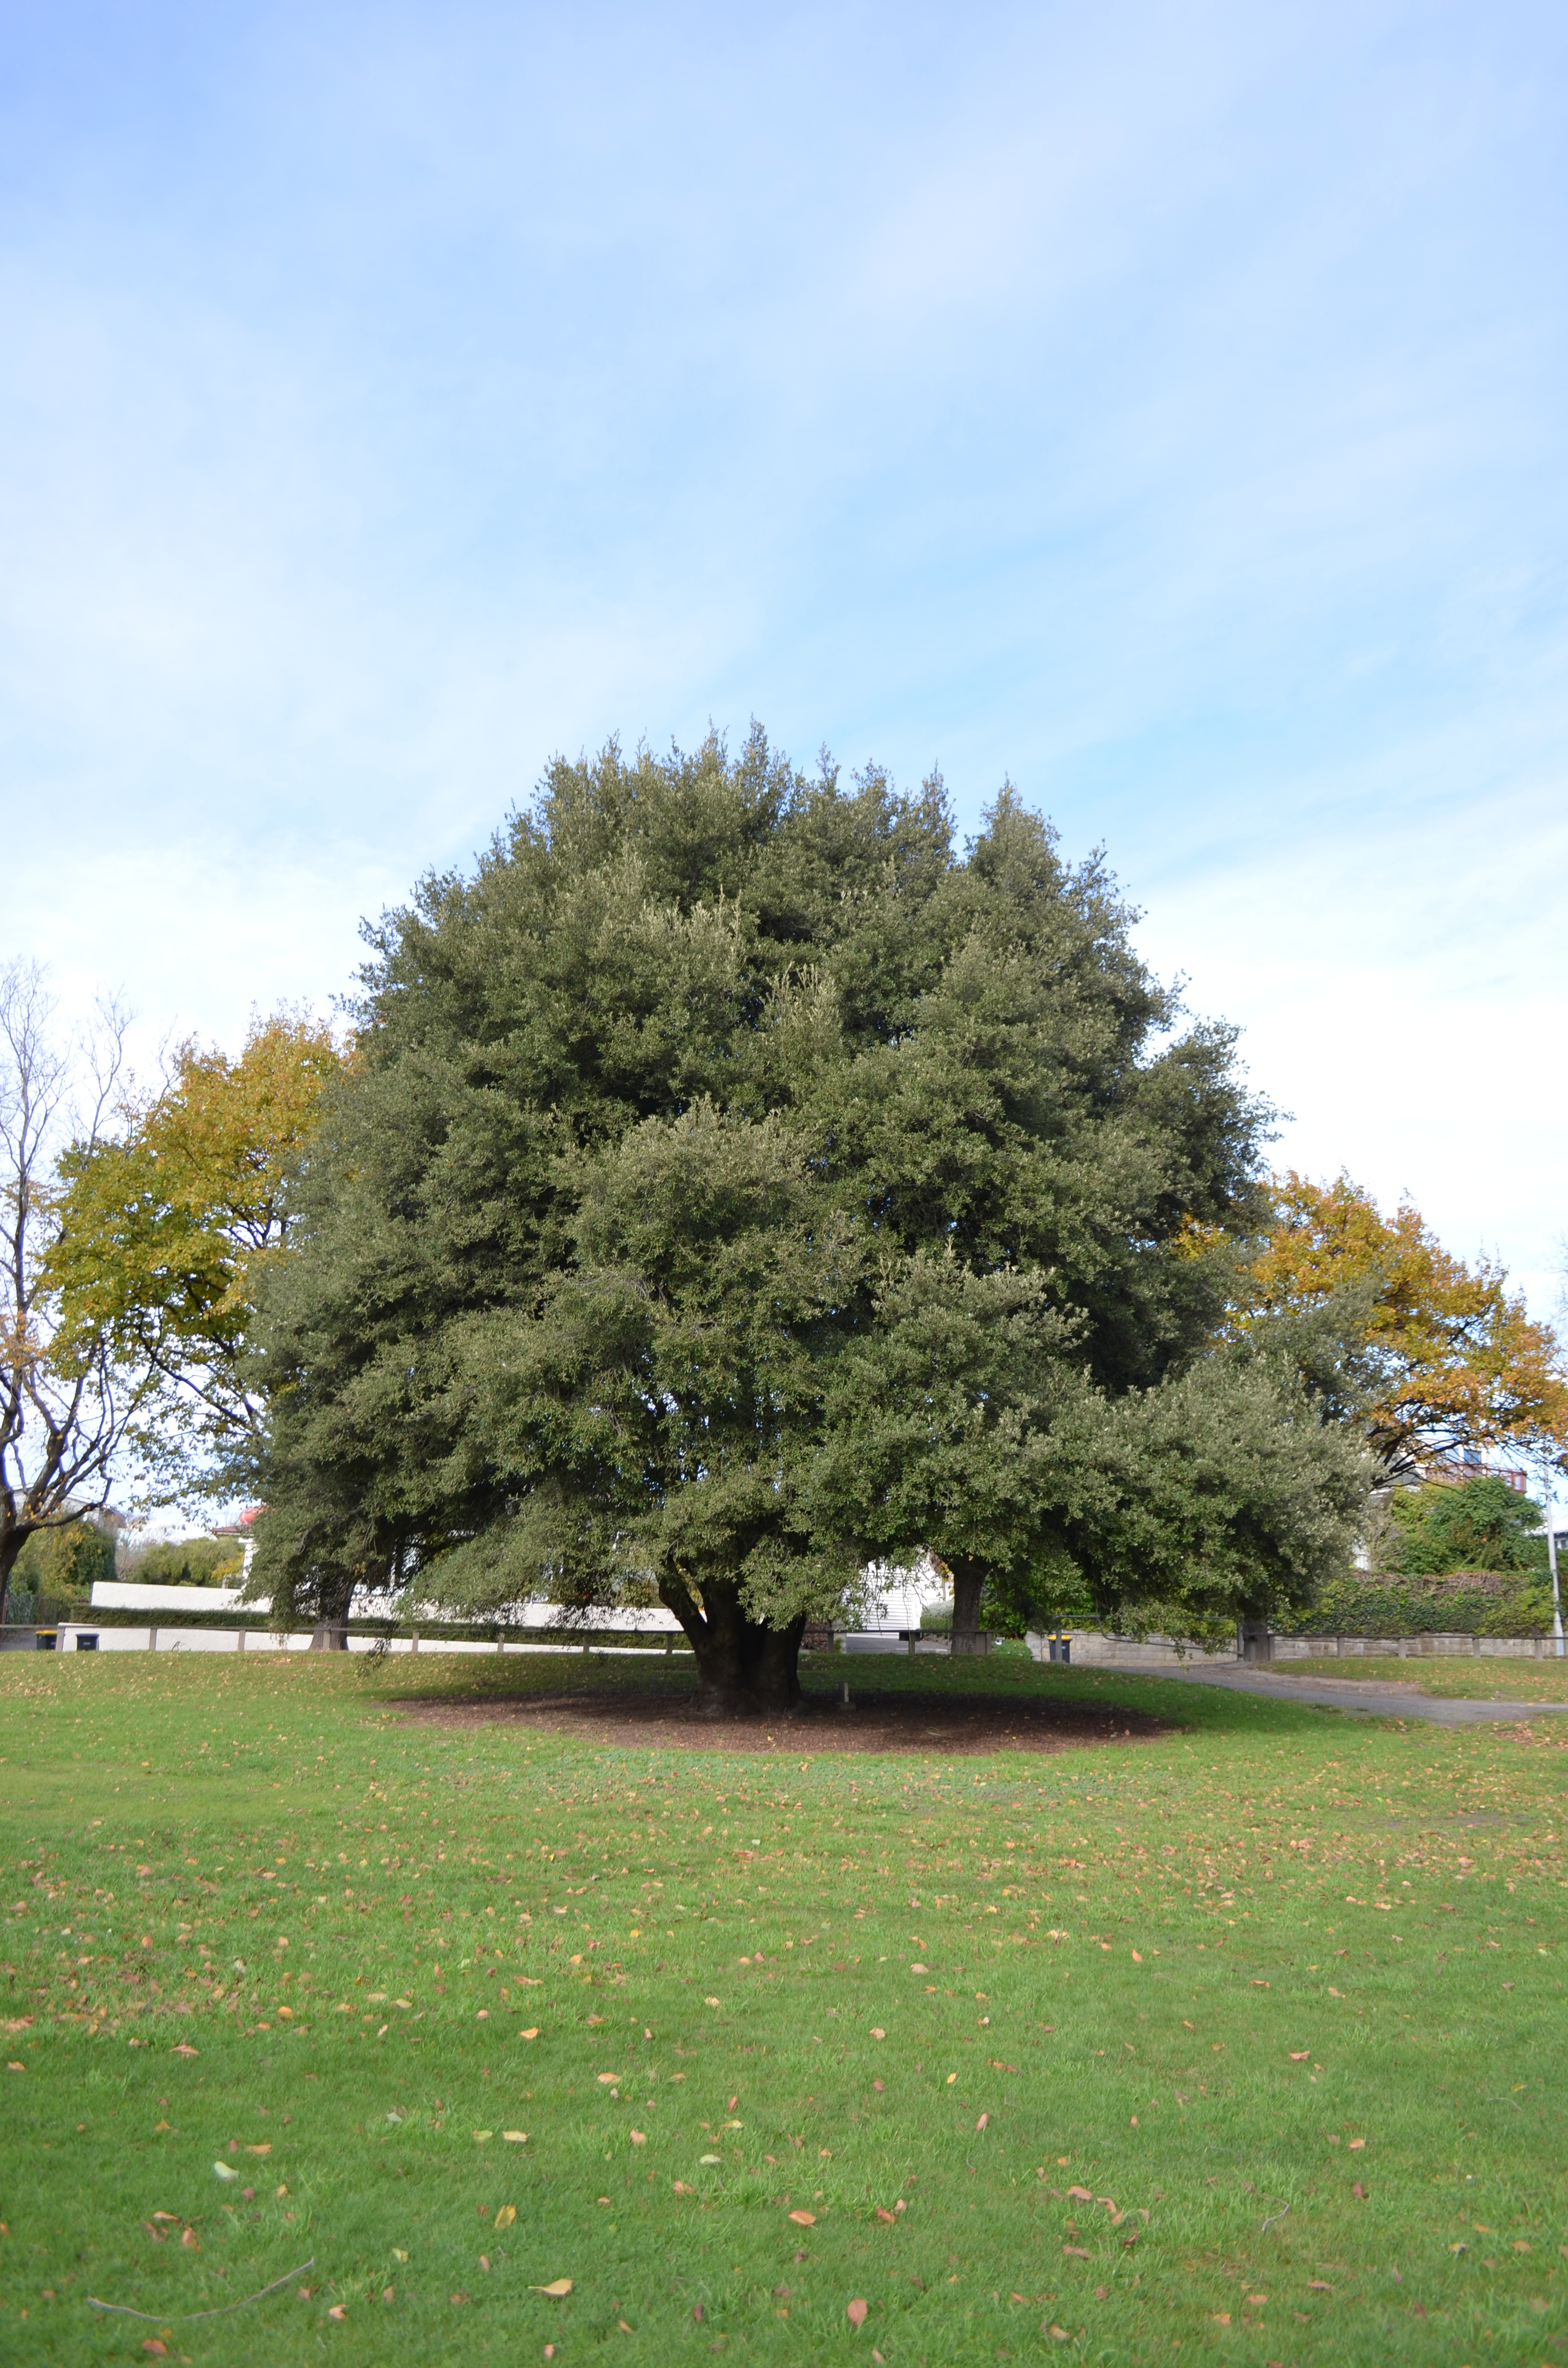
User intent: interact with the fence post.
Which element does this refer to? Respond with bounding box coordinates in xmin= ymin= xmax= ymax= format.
xmin=148 ymin=1626 xmax=158 ymax=1653
xmin=237 ymin=1628 xmax=246 ymax=1655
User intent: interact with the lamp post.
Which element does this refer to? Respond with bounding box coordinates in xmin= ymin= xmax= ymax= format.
xmin=1545 ymin=1454 xmax=1564 ymax=1659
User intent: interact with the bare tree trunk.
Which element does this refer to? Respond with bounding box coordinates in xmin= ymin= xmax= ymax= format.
xmin=661 ymin=1575 xmax=805 ymax=1713
xmin=0 ymin=1530 xmax=25 ymax=1631
xmin=948 ymin=1553 xmax=987 ymax=1653
xmin=1238 ymin=1614 xmax=1271 ymax=1664
xmin=0 ymin=965 xmax=136 ymax=1619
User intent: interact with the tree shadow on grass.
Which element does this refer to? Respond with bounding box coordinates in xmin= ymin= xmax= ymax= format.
xmin=392 ymin=1680 xmax=1175 ymax=1753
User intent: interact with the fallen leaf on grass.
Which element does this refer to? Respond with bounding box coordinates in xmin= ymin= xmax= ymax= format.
xmin=327 ymin=2303 xmax=347 ymax=2319
xmin=1047 ymin=2326 xmax=1070 ymax=2342
xmin=673 ymin=2181 xmax=694 ymax=2195
xmin=1348 ymin=2136 xmax=1365 ymax=2150
xmin=172 ymin=2044 xmax=198 ymax=2059
xmin=1063 ymin=2246 xmax=1090 ymax=2259
xmin=847 ymin=2298 xmax=868 ymax=2327
xmin=870 ymin=2027 xmax=885 ymax=2039
xmin=495 ymin=2205 xmax=516 ymax=2229
xmin=1351 ymin=2183 xmax=1368 ymax=2199
xmin=975 ymin=2113 xmax=989 ymax=2132
xmin=630 ymin=2130 xmax=646 ymax=2146
xmin=518 ymin=2027 xmax=540 ymax=2039
xmin=875 ymin=2208 xmax=895 ymax=2224
xmin=789 ymin=2210 xmax=816 ymax=2226
xmin=212 ymin=2162 xmax=239 ymax=2182
xmin=597 ymin=2072 xmax=623 ymax=2086
xmin=1288 ymin=2051 xmax=1310 ymax=2061
xmin=1067 ymin=2186 xmax=1094 ymax=2202
xmin=502 ymin=2130 xmax=527 ymax=2144
xmin=246 ymin=2142 xmax=271 ymax=2156
xmin=392 ymin=2249 xmax=408 ymax=2264
xmin=1307 ymin=2280 xmax=1333 ymax=2291
xmin=472 ymin=2130 xmax=492 ymax=2143
xmin=141 ymin=2343 xmax=167 ymax=2358
xmin=530 ymin=2278 xmax=573 ymax=2297
xmin=6 ymin=2062 xmax=24 ymax=2073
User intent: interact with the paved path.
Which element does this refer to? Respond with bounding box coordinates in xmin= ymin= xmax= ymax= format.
xmin=1161 ymin=1665 xmax=1568 ymax=1726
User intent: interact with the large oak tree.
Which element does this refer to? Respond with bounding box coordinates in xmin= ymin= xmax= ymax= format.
xmin=250 ymin=731 xmax=1369 ymax=1705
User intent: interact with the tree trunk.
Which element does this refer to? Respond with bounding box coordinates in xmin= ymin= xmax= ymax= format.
xmin=1238 ymin=1614 xmax=1271 ymax=1664
xmin=948 ymin=1554 xmax=987 ymax=1653
xmin=661 ymin=1575 xmax=805 ymax=1714
xmin=305 ymin=1566 xmax=360 ymax=1649
xmin=0 ymin=1528 xmax=28 ymax=1632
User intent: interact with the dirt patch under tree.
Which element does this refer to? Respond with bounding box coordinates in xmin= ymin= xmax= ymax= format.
xmin=395 ymin=1681 xmax=1172 ymax=1754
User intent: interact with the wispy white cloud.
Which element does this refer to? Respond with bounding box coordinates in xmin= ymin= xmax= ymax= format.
xmin=1 ymin=0 xmax=1564 ymax=1315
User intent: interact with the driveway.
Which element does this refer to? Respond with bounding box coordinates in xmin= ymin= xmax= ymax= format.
xmin=1161 ymin=1665 xmax=1568 ymax=1726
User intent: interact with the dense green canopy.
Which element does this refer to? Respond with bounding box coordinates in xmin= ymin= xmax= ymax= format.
xmin=1383 ymin=1474 xmax=1545 ymax=1577
xmin=250 ymin=730 xmax=1369 ymax=1705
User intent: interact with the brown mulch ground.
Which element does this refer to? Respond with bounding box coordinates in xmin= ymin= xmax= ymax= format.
xmin=395 ymin=1684 xmax=1172 ymax=1754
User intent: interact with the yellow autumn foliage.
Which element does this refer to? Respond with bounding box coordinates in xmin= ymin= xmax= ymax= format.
xmin=1238 ymin=1170 xmax=1568 ymax=1473
xmin=48 ymin=1009 xmax=341 ymax=1497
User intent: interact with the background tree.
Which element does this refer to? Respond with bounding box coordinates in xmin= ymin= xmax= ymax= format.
xmin=1237 ymin=1170 xmax=1568 ymax=1477
xmin=1381 ymin=1474 xmax=1546 ymax=1576
xmin=10 ymin=1516 xmax=117 ymax=1616
xmin=0 ymin=961 xmax=151 ymax=1628
xmin=49 ymin=1009 xmax=341 ymax=1502
xmin=128 ymin=1535 xmax=246 ymax=1587
xmin=254 ymin=732 xmax=1369 ymax=1703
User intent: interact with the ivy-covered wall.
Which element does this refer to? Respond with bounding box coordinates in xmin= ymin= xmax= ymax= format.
xmin=1276 ymin=1568 xmax=1556 ymax=1637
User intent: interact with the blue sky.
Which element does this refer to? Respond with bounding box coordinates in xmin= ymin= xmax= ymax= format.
xmin=4 ymin=0 xmax=1566 ymax=1320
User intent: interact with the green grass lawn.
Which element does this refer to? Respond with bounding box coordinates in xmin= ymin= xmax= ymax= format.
xmin=1275 ymin=1655 xmax=1568 ymax=1702
xmin=2 ymin=1649 xmax=1566 ymax=2367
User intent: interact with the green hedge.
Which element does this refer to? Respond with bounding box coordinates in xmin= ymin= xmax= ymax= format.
xmin=1276 ymin=1569 xmax=1556 ymax=1638
xmin=22 ymin=1603 xmax=680 ymax=1647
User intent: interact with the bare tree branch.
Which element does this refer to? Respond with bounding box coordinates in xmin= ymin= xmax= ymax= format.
xmin=0 ymin=961 xmax=153 ymax=1621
